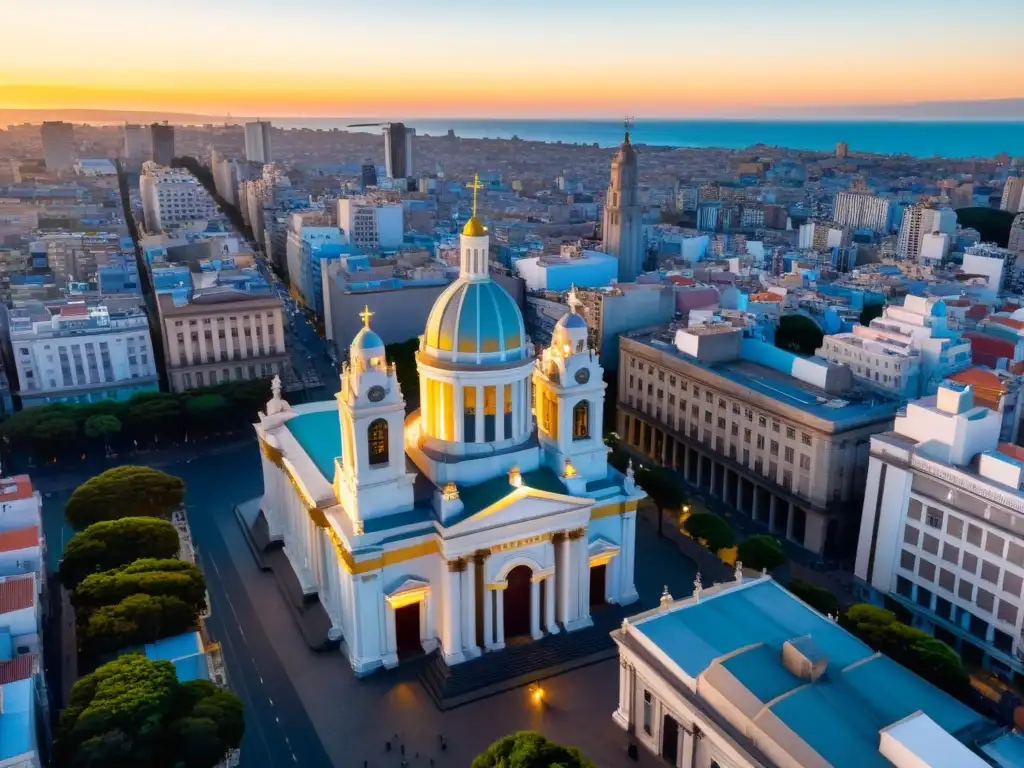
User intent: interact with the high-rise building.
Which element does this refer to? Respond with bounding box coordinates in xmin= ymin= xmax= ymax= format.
xmin=836 ymin=141 xmax=849 ymax=158
xmin=335 ymin=197 xmax=403 ymax=250
xmin=361 ymin=159 xmax=378 ymax=190
xmin=602 ymin=129 xmax=643 ymax=282
xmin=150 ymin=123 xmax=176 ymax=166
xmin=1009 ymin=213 xmax=1024 ymax=254
xmin=897 ymin=204 xmax=956 ymax=260
xmin=383 ymin=123 xmax=415 ymax=179
xmin=40 ymin=121 xmax=75 ymax=173
xmin=122 ymin=123 xmax=147 ymax=168
xmin=798 ymin=220 xmax=847 ymax=250
xmin=139 ymin=162 xmax=219 ymax=233
xmin=1000 ymin=176 xmax=1024 ymax=213
xmin=832 ymin=191 xmax=891 ymax=232
xmin=244 ymin=120 xmax=273 ymax=163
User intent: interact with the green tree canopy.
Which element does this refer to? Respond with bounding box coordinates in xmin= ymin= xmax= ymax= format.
xmin=471 ymin=731 xmax=595 ymax=768
xmin=636 ymin=466 xmax=687 ymax=513
xmin=84 ymin=414 xmax=122 ymax=440
xmin=737 ymin=535 xmax=786 ymax=572
xmin=840 ymin=604 xmax=969 ymax=699
xmin=58 ymin=654 xmax=243 ymax=768
xmin=74 ymin=559 xmax=207 ymax=616
xmin=32 ymin=416 xmax=78 ymax=443
xmin=61 ymin=517 xmax=181 ymax=588
xmin=65 ymin=466 xmax=185 ymax=530
xmin=774 ymin=315 xmax=824 ymax=356
xmin=787 ymin=578 xmax=840 ymax=617
xmin=79 ymin=593 xmax=197 ymax=655
xmin=682 ymin=512 xmax=735 ymax=552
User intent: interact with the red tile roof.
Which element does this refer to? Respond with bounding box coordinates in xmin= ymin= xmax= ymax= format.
xmin=58 ymin=303 xmax=88 ymax=317
xmin=989 ymin=316 xmax=1024 ymax=331
xmin=999 ymin=443 xmax=1024 ymax=464
xmin=0 ymin=654 xmax=34 ymax=685
xmin=965 ymin=304 xmax=990 ymax=320
xmin=964 ymin=331 xmax=1016 ymax=368
xmin=0 ymin=475 xmax=34 ymax=502
xmin=0 ymin=575 xmax=34 ymax=614
xmin=949 ymin=368 xmax=1008 ymax=410
xmin=0 ymin=527 xmax=38 ymax=553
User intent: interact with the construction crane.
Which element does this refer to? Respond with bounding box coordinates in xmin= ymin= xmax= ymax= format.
xmin=347 ymin=122 xmax=389 ymax=128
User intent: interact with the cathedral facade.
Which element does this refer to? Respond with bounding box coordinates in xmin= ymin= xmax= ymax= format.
xmin=255 ymin=200 xmax=643 ymax=676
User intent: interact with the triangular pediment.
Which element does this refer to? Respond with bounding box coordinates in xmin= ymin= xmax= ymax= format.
xmin=446 ymin=487 xmax=592 ymax=537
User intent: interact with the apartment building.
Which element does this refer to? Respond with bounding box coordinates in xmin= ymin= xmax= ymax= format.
xmin=897 ymin=204 xmax=957 ymax=261
xmin=1001 ymin=177 xmax=1024 ymax=214
xmin=40 ymin=121 xmax=74 ymax=173
xmin=9 ymin=299 xmax=158 ymax=407
xmin=157 ymin=290 xmax=287 ymax=392
xmin=574 ymin=283 xmax=677 ymax=369
xmin=856 ymin=381 xmax=1024 ymax=677
xmin=832 ymin=191 xmax=891 ymax=232
xmin=139 ymin=162 xmax=219 ymax=233
xmin=244 ymin=120 xmax=273 ymax=164
xmin=284 ymin=210 xmax=343 ymax=309
xmin=1010 ymin=214 xmax=1024 ymax=255
xmin=816 ymin=295 xmax=971 ymax=399
xmin=122 ymin=123 xmax=147 ymax=168
xmin=335 ymin=197 xmax=403 ymax=250
xmin=797 ymin=220 xmax=848 ymax=251
xmin=150 ymin=123 xmax=175 ymax=166
xmin=618 ymin=324 xmax=899 ymax=555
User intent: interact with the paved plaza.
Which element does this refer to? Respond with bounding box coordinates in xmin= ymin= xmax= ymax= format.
xmin=39 ymin=439 xmax=702 ymax=768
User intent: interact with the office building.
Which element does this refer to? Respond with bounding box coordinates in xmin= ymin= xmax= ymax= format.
xmin=515 ymin=244 xmax=618 ymax=292
xmin=9 ymin=299 xmax=158 ymax=406
xmin=573 ymin=283 xmax=676 ymax=369
xmin=856 ymin=381 xmax=1024 ymax=677
xmin=139 ymin=162 xmax=219 ymax=233
xmin=963 ymin=243 xmax=1011 ymax=300
xmin=602 ymin=128 xmax=644 ymax=282
xmin=619 ymin=323 xmax=900 ymax=554
xmin=833 ymin=191 xmax=891 ymax=233
xmin=40 ymin=121 xmax=75 ymax=173
xmin=897 ymin=205 xmax=957 ymax=261
xmin=361 ymin=159 xmax=377 ymax=190
xmin=284 ymin=211 xmax=344 ymax=310
xmin=157 ymin=289 xmax=287 ymax=393
xmin=244 ymin=120 xmax=273 ymax=164
xmin=122 ymin=123 xmax=146 ymax=168
xmin=1001 ymin=177 xmax=1024 ymax=213
xmin=696 ymin=201 xmax=720 ymax=232
xmin=335 ymin=197 xmax=403 ymax=250
xmin=817 ymin=295 xmax=971 ymax=399
xmin=613 ymin=573 xmax=998 ymax=768
xmin=798 ymin=220 xmax=847 ymax=251
xmin=150 ymin=123 xmax=176 ymax=166
xmin=383 ymin=122 xmax=415 ymax=180
xmin=1010 ymin=214 xmax=1024 ymax=255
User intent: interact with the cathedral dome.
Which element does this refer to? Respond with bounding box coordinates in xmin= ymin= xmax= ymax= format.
xmin=424 ymin=278 xmax=525 ymax=357
xmin=552 ymin=309 xmax=588 ymax=354
xmin=352 ymin=326 xmax=384 ymax=352
xmin=462 ymin=216 xmax=487 ymax=237
xmin=555 ymin=312 xmax=587 ymax=330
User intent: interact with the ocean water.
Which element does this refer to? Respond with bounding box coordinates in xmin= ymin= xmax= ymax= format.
xmin=272 ymin=118 xmax=1024 ymax=159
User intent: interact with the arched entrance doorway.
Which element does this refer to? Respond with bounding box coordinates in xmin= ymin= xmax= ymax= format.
xmin=394 ymin=603 xmax=422 ymax=658
xmin=504 ymin=565 xmax=533 ymax=639
xmin=590 ymin=564 xmax=607 ymax=608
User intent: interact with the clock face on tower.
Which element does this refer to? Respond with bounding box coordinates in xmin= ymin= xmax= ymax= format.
xmin=367 ymin=385 xmax=386 ymax=402
xmin=574 ymin=368 xmax=590 ymax=384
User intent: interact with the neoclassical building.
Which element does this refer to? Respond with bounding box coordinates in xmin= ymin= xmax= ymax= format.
xmin=255 ymin=199 xmax=643 ymax=675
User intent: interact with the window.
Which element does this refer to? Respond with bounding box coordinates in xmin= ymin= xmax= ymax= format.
xmin=986 ymin=532 xmax=1006 ymax=558
xmin=368 ymin=419 xmax=389 ymax=465
xmin=918 ymin=559 xmax=935 ymax=582
xmin=784 ymin=447 xmax=794 ymax=463
xmin=900 ymin=550 xmax=916 ymax=571
xmin=962 ymin=552 xmax=978 ymax=574
xmin=903 ymin=525 xmax=919 ymax=546
xmin=744 ymin=428 xmax=751 ymax=443
xmin=939 ymin=569 xmax=955 ymax=592
xmin=770 ymin=440 xmax=779 ymax=456
xmin=643 ymin=690 xmax=652 ymax=735
xmin=799 ymin=455 xmax=811 ymax=471
xmin=1002 ymin=572 xmax=1022 ymax=597
xmin=946 ymin=516 xmax=963 ymax=538
xmin=981 ymin=561 xmax=1000 ymax=584
xmin=925 ymin=510 xmax=942 ymax=530
xmin=717 ymin=417 xmax=726 ymax=429
xmin=977 ymin=588 xmax=995 ymax=613
xmin=705 ymin=391 xmax=713 ymax=404
xmin=967 ymin=524 xmax=983 ymax=546
xmin=572 ymin=401 xmax=589 ymax=440
xmin=801 ymin=432 xmax=811 ymax=446
xmin=758 ymin=415 xmax=767 ymax=427
xmin=958 ymin=579 xmax=974 ymax=601
xmin=786 ymin=426 xmax=795 ymax=439
xmin=756 ymin=435 xmax=765 ymax=450
xmin=922 ymin=534 xmax=939 ymax=555
xmin=941 ymin=543 xmax=959 ymax=565
xmin=998 ymin=601 xmax=1018 ymax=626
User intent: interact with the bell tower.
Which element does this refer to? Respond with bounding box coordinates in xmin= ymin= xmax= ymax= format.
xmin=335 ymin=306 xmax=415 ymax=525
xmin=532 ymin=289 xmax=608 ymax=481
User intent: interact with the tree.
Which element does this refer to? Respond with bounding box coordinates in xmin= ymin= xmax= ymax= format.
xmin=840 ymin=604 xmax=969 ymax=699
xmin=956 ymin=207 xmax=1015 ymax=248
xmin=61 ymin=517 xmax=181 ymax=588
xmin=636 ymin=466 xmax=687 ymax=538
xmin=126 ymin=396 xmax=182 ymax=441
xmin=65 ymin=466 xmax=185 ymax=530
xmin=184 ymin=394 xmax=230 ymax=434
xmin=737 ymin=535 xmax=786 ymax=572
xmin=74 ymin=559 xmax=207 ymax=617
xmin=472 ymin=731 xmax=594 ymax=768
xmin=774 ymin=315 xmax=824 ymax=357
xmin=682 ymin=512 xmax=735 ymax=553
xmin=79 ymin=593 xmax=197 ymax=655
xmin=58 ymin=654 xmax=243 ymax=768
xmin=84 ymin=414 xmax=122 ymax=453
xmin=858 ymin=303 xmax=884 ymax=326
xmin=31 ymin=416 xmax=78 ymax=448
xmin=787 ymin=578 xmax=840 ymax=617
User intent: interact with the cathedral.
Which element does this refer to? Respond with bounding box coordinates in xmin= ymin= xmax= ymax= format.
xmin=255 ymin=190 xmax=643 ymax=676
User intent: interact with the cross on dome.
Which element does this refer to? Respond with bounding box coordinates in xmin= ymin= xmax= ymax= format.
xmin=359 ymin=305 xmax=374 ymax=329
xmin=467 ymin=173 xmax=484 ymax=218
xmin=567 ymin=284 xmax=580 ymax=314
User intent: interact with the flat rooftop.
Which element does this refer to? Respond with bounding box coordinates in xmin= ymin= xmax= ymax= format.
xmin=628 ymin=332 xmax=899 ymax=429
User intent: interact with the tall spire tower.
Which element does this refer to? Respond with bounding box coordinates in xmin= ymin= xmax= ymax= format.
xmin=602 ymin=117 xmax=644 ymax=282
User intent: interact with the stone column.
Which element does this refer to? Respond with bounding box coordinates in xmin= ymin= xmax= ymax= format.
xmin=496 ymin=383 xmax=506 ymax=442
xmin=619 ymin=510 xmax=639 ymax=604
xmin=475 ymin=385 xmax=485 ymax=443
xmin=453 ymin=385 xmax=464 ymax=442
xmin=494 ymin=586 xmax=506 ymax=650
xmin=462 ymin=557 xmax=479 ymax=657
xmin=483 ymin=587 xmax=495 ymax=650
xmin=554 ymin=532 xmax=572 ymax=625
xmin=787 ymin=506 xmax=797 ymax=541
xmin=382 ymin=603 xmax=398 ymax=668
xmin=530 ymin=576 xmax=542 ymax=640
xmin=613 ymin=658 xmax=631 ymax=731
xmin=524 ymin=376 xmax=533 ymax=433
xmin=544 ymin=574 xmax=558 ymax=634
xmin=565 ymin=528 xmax=593 ymax=631
xmin=443 ymin=560 xmax=465 ymax=665
xmin=769 ymin=494 xmax=778 ymax=533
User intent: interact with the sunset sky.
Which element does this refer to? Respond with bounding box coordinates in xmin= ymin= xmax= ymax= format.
xmin=3 ymin=0 xmax=1022 ymax=118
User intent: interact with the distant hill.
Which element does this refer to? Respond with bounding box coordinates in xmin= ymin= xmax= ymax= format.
xmin=956 ymin=207 xmax=1016 ymax=247
xmin=0 ymin=109 xmax=247 ymax=127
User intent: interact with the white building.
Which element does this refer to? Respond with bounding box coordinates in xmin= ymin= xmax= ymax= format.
xmin=122 ymin=123 xmax=146 ymax=167
xmin=74 ymin=159 xmax=117 ymax=177
xmin=139 ymin=162 xmax=219 ymax=233
xmin=798 ymin=220 xmax=846 ymax=251
xmin=1001 ymin=177 xmax=1024 ymax=214
xmin=244 ymin=121 xmax=273 ymax=164
xmin=963 ymin=243 xmax=1010 ymax=300
xmin=285 ymin=213 xmax=344 ymax=308
xmin=897 ymin=205 xmax=957 ymax=261
xmin=10 ymin=299 xmax=159 ymax=406
xmin=613 ymin=573 xmax=994 ymax=768
xmin=514 ymin=246 xmax=618 ymax=292
xmin=336 ymin=197 xmax=403 ymax=250
xmin=817 ymin=295 xmax=972 ymax=398
xmin=833 ymin=191 xmax=891 ymax=232
xmin=254 ymin=206 xmax=643 ymax=676
xmin=919 ymin=232 xmax=952 ymax=264
xmin=40 ymin=121 xmax=74 ymax=173
xmin=856 ymin=381 xmax=1024 ymax=678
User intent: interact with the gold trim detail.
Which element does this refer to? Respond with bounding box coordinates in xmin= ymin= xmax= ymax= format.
xmin=447 ymin=558 xmax=467 ymax=573
xmin=490 ymin=532 xmax=553 ymax=554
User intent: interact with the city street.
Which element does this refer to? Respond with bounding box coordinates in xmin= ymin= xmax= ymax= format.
xmin=36 ymin=437 xmax=697 ymax=768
